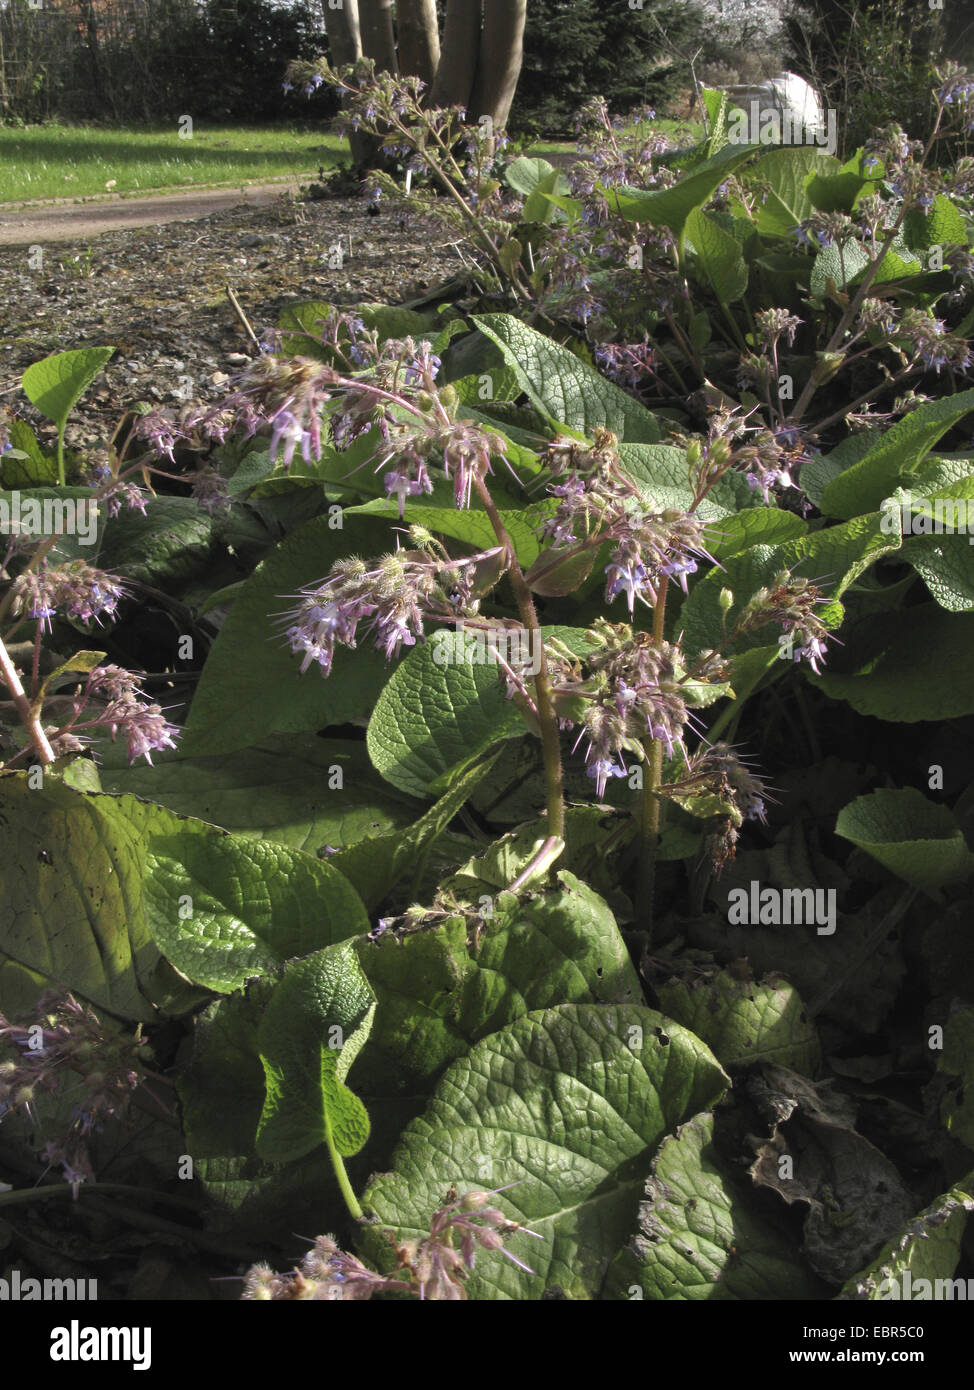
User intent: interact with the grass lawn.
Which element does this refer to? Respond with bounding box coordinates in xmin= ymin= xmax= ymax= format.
xmin=0 ymin=122 xmax=347 ymax=204
xmin=0 ymin=119 xmax=705 ymax=206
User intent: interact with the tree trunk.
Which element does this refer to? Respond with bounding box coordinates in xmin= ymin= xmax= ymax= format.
xmin=470 ymin=0 xmax=526 ymax=130
xmin=431 ymin=0 xmax=482 ymax=114
xmin=327 ymin=0 xmax=363 ymax=66
xmin=358 ymin=0 xmax=398 ymax=74
xmin=326 ymin=0 xmax=378 ymax=169
xmin=396 ymin=0 xmax=440 ymax=89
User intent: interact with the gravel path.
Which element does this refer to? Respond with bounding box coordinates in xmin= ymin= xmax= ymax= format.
xmin=0 ymin=179 xmax=311 ymax=247
xmin=0 ymin=188 xmax=465 ymax=453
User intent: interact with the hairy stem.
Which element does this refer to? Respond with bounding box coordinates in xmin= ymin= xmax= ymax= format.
xmin=474 ymin=474 xmax=565 ymax=840
xmin=0 ymin=633 xmax=55 ymax=764
xmin=635 ymin=576 xmax=670 ymax=936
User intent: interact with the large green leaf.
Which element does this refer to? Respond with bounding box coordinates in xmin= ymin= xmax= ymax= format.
xmin=504 ymin=155 xmax=556 ymax=196
xmin=606 ymin=143 xmax=759 ymax=236
xmin=841 ymin=1177 xmax=974 ymax=1300
xmin=680 ymin=513 xmax=899 ymax=658
xmin=901 ymin=522 xmax=974 ymax=612
xmin=142 ymin=828 xmax=370 ymax=994
xmin=820 ymin=389 xmax=974 ymax=519
xmin=256 ymin=941 xmax=376 ymax=1162
xmin=366 ymin=627 xmax=528 ymax=799
xmin=0 ymin=774 xmax=218 ymax=1019
xmin=835 ymin=788 xmax=974 ymax=893
xmin=619 ymin=443 xmax=761 ymax=518
xmin=745 ymin=146 xmax=839 ymax=237
xmin=352 ymin=872 xmax=641 ymax=1098
xmin=277 ymin=300 xmax=438 ymax=361
xmin=604 ymin=1113 xmax=826 ymax=1300
xmin=97 ymin=494 xmax=270 ymax=590
xmin=702 ymin=507 xmax=807 ymax=559
xmin=685 ymin=207 xmax=749 ymax=302
xmin=902 ymin=193 xmax=968 ymax=252
xmin=359 ymin=1003 xmax=729 ymax=1298
xmin=808 ymin=239 xmax=872 ymax=299
xmin=21 ymin=346 xmax=115 ymax=436
xmin=181 ymin=514 xmax=396 ymax=757
xmin=810 ymin=605 xmax=974 ymax=720
xmin=472 ymin=314 xmax=660 ymax=444
xmin=344 ymin=500 xmax=547 ymax=568
xmin=97 ymin=735 xmax=423 ymax=855
xmin=330 ymin=752 xmax=502 ymax=910
xmin=656 ymin=970 xmax=820 ymax=1073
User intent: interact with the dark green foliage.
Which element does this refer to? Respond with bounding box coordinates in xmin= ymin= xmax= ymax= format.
xmin=511 ymin=0 xmax=708 ymax=136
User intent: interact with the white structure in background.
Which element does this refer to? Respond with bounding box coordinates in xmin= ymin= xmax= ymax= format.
xmin=721 ymin=72 xmax=834 ymax=154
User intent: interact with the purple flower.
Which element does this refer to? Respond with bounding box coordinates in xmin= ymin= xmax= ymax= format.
xmin=795 ymin=634 xmax=829 ymax=674
xmin=587 ymin=755 xmax=629 ymax=798
xmin=269 ymin=407 xmax=314 ymax=470
xmin=385 ymin=467 xmax=432 ymax=519
xmin=605 ymin=560 xmax=650 ymax=614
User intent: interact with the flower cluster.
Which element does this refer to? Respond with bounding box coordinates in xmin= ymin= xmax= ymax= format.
xmin=661 ymin=741 xmax=772 ymax=871
xmin=69 ymin=665 xmax=180 ymax=764
xmin=675 ymin=741 xmax=770 ymax=825
xmin=736 ymin=570 xmax=832 ymax=673
xmin=549 ymin=621 xmax=726 ymax=793
xmin=279 ymin=548 xmax=484 ymax=676
xmin=534 ymin=428 xmax=712 ymax=610
xmin=0 ymin=990 xmax=146 ymax=1197
xmin=593 ymin=339 xmax=657 ymax=393
xmin=8 ymin=561 xmax=125 ymax=633
xmin=892 ymin=308 xmax=973 ymax=376
xmin=242 ymin=1186 xmax=541 ymax=1301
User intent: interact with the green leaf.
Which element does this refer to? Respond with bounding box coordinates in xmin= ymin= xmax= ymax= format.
xmin=810 ymin=605 xmax=974 ymax=720
xmin=256 ymin=941 xmax=376 ymax=1162
xmin=277 ymin=300 xmax=437 ymax=360
xmin=504 ymin=155 xmax=556 ymax=196
xmin=344 ymin=500 xmax=545 ymax=568
xmin=902 ymin=194 xmax=968 ymax=252
xmin=656 ymin=970 xmax=820 ymax=1072
xmin=702 ymin=507 xmax=807 ymax=560
xmin=181 ymin=514 xmax=396 ymax=757
xmin=1 ymin=419 xmax=56 ymax=486
xmin=685 ymin=207 xmax=748 ymax=302
xmin=143 ymin=829 xmax=370 ymax=993
xmin=702 ymin=88 xmax=730 ymax=156
xmin=805 ymin=167 xmax=876 ymax=214
xmin=604 ymin=1113 xmax=826 ymax=1299
xmin=681 ymin=513 xmax=899 ymax=658
xmin=0 ymin=774 xmax=219 ymax=1019
xmin=366 ymin=628 xmax=527 ymax=799
xmin=841 ymin=1177 xmax=974 ymax=1300
xmin=745 ymin=146 xmax=839 ymax=237
xmin=353 ymin=872 xmax=641 ymax=1098
xmin=835 ymin=788 xmax=974 ymax=893
xmin=902 ymin=530 xmax=974 ymax=611
xmin=97 ymin=735 xmax=423 ymax=856
xmin=97 ymin=495 xmax=225 ymax=589
xmin=809 ymin=239 xmax=871 ymax=299
xmin=472 ymin=313 xmax=660 ymax=443
xmin=619 ymin=443 xmax=761 ymax=518
xmin=359 ymin=1003 xmax=729 ymax=1298
xmin=330 ymin=752 xmax=502 ymax=910
xmin=523 ymin=167 xmax=571 ymax=224
xmin=821 ymin=390 xmax=974 ymax=519
xmin=606 ymin=143 xmax=759 ymax=236
xmin=21 ymin=347 xmax=115 ymax=436
xmin=937 ymin=1009 xmax=974 ymax=1150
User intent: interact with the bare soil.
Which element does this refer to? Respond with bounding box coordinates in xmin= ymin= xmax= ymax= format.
xmin=0 ymin=186 xmax=465 ymax=454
